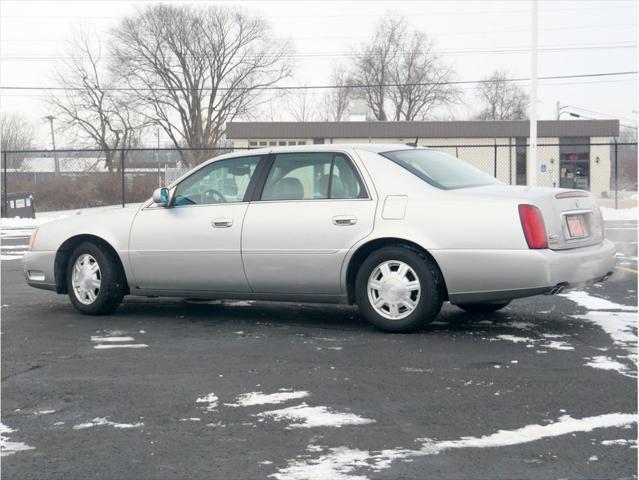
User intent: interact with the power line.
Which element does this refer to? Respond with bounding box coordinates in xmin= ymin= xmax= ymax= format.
xmin=1 ymin=71 xmax=636 ymax=93
xmin=1 ymin=42 xmax=635 ymax=63
xmin=1 ymin=3 xmax=632 ymax=20
xmin=3 ymin=22 xmax=635 ymax=43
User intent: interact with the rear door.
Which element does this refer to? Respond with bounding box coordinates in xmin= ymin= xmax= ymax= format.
xmin=242 ymin=151 xmax=376 ymax=295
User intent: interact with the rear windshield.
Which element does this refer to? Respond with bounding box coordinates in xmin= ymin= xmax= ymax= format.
xmin=381 ymin=149 xmax=500 ymax=190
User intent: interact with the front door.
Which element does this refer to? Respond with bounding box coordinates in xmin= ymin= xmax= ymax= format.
xmin=128 ymin=155 xmax=262 ymax=292
xmin=242 ymin=152 xmax=375 ymax=295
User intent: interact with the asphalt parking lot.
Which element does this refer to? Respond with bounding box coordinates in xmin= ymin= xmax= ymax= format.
xmin=1 ymin=220 xmax=637 ymax=480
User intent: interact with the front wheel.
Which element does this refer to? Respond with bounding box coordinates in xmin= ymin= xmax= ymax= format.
xmin=67 ymin=242 xmax=125 ymax=315
xmin=355 ymin=246 xmax=444 ymax=333
xmin=455 ymin=301 xmax=511 ymax=314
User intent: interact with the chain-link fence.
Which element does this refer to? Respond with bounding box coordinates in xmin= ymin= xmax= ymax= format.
xmin=1 ymin=142 xmax=637 ymax=215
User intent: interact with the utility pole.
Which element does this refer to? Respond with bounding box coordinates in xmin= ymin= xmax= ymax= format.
xmin=44 ymin=115 xmax=59 ymax=174
xmin=528 ymin=0 xmax=538 ymax=187
xmin=156 ymin=128 xmax=161 ymax=187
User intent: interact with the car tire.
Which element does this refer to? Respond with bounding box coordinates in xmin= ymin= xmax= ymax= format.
xmin=66 ymin=241 xmax=125 ymax=315
xmin=355 ymin=246 xmax=444 ymax=333
xmin=455 ymin=301 xmax=511 ymax=314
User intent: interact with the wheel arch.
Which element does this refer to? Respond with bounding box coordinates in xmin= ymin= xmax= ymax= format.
xmin=54 ymin=234 xmax=130 ymax=295
xmin=344 ymin=237 xmax=449 ymax=304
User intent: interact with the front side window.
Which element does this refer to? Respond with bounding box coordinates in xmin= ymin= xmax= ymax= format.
xmin=382 ymin=148 xmax=499 ymax=190
xmin=173 ymin=156 xmax=260 ymax=206
xmin=261 ymin=152 xmax=367 ymax=201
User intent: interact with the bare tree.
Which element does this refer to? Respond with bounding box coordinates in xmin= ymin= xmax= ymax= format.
xmin=474 ymin=70 xmax=529 ymax=120
xmin=1 ymin=113 xmax=35 ymax=169
xmin=322 ymin=65 xmax=353 ymax=121
xmin=111 ymin=4 xmax=291 ymax=166
xmin=387 ymin=31 xmax=457 ymax=121
xmin=351 ymin=16 xmax=458 ymax=121
xmin=287 ymin=88 xmax=316 ymax=122
xmin=1 ymin=113 xmax=34 ymax=151
xmin=48 ymin=29 xmax=143 ymax=171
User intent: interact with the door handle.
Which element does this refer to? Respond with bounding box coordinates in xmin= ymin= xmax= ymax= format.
xmin=332 ymin=215 xmax=357 ymax=226
xmin=212 ymin=218 xmax=233 ymax=228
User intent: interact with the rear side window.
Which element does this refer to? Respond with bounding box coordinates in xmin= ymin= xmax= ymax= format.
xmin=261 ymin=152 xmax=367 ymax=201
xmin=381 ymin=149 xmax=499 ymax=190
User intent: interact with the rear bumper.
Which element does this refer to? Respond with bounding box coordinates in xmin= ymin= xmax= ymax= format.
xmin=433 ymin=240 xmax=616 ymax=304
xmin=22 ymin=250 xmax=57 ymax=292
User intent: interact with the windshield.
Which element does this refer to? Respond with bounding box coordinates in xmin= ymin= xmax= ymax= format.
xmin=381 ymin=149 xmax=500 ymax=190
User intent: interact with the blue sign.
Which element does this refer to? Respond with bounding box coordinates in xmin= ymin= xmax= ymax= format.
xmin=540 ymin=164 xmax=547 ymax=172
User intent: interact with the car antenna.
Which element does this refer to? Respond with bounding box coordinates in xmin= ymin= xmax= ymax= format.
xmin=405 ymin=136 xmax=419 ymax=147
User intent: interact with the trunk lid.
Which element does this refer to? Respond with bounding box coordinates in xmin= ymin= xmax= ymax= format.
xmin=456 ymin=185 xmax=604 ymax=250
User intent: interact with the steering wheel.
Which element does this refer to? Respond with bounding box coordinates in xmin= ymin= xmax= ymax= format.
xmin=203 ymin=188 xmax=227 ymax=203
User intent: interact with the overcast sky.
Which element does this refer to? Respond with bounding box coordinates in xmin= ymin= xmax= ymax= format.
xmin=1 ymin=0 xmax=637 ymax=147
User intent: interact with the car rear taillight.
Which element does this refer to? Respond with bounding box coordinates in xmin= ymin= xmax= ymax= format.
xmin=518 ymin=204 xmax=548 ymax=249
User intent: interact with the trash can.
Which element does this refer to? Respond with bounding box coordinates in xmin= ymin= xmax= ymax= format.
xmin=1 ymin=192 xmax=36 ymax=219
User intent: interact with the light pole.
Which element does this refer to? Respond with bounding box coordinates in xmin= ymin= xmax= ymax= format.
xmin=44 ymin=115 xmax=59 ymax=174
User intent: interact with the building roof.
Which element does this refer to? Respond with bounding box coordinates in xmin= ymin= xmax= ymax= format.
xmin=226 ymin=120 xmax=620 ymax=140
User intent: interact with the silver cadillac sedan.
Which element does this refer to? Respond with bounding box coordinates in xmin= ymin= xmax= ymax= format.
xmin=22 ymin=144 xmax=615 ymax=332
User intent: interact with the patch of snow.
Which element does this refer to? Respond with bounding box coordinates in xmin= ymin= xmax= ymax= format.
xmin=543 ymin=340 xmax=574 ymax=351
xmin=588 ymin=455 xmax=598 ymax=462
xmin=179 ymin=418 xmax=201 ymax=422
xmin=585 ymin=356 xmax=635 ymax=378
xmin=90 ymin=336 xmax=135 ymax=343
xmin=508 ymin=321 xmax=536 ymax=330
xmin=35 ymin=410 xmax=55 ymax=415
xmin=72 ymin=417 xmax=143 ymax=430
xmin=0 ymin=423 xmax=34 ymax=457
xmin=400 ymin=367 xmax=432 ymax=373
xmin=227 ymin=390 xmax=310 ymax=408
xmin=196 ymin=393 xmax=219 ymax=412
xmin=93 ymin=344 xmax=148 ymax=349
xmin=496 ymin=334 xmax=534 ymax=344
xmin=601 ymin=438 xmax=637 ymax=446
xmin=224 ymin=300 xmax=254 ymax=306
xmin=257 ymin=403 xmax=375 ymax=429
xmin=272 ymin=413 xmax=637 ymax=480
xmin=600 ymin=207 xmax=638 ymax=221
xmin=560 ymin=291 xmax=636 ymax=312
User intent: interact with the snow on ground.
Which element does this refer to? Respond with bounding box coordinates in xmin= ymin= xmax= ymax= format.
xmin=561 ymin=291 xmax=638 ymax=378
xmin=90 ymin=332 xmax=148 ymax=350
xmin=272 ymin=413 xmax=637 ymax=480
xmin=601 ymin=439 xmax=637 ymax=447
xmin=600 ymin=207 xmax=638 ymax=221
xmin=256 ymin=403 xmax=375 ymax=429
xmin=196 ymin=393 xmax=219 ymax=412
xmin=586 ymin=356 xmax=635 ymax=378
xmin=72 ymin=417 xmax=144 ymax=430
xmin=0 ymin=423 xmax=34 ymax=457
xmin=226 ymin=390 xmax=310 ymax=408
xmin=493 ymin=334 xmax=575 ymax=351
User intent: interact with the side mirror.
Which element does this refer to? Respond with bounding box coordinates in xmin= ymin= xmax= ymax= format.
xmin=152 ymin=187 xmax=171 ymax=207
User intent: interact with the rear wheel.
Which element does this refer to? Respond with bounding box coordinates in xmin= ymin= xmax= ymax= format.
xmin=355 ymin=246 xmax=444 ymax=332
xmin=456 ymin=301 xmax=510 ymax=314
xmin=66 ymin=242 xmax=125 ymax=315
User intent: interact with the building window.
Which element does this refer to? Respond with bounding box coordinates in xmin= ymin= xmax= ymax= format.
xmin=259 ymin=141 xmax=267 ymax=146
xmin=278 ymin=141 xmax=286 ymax=146
xmin=269 ymin=141 xmax=276 ymax=146
xmin=288 ymin=141 xmax=297 ymax=146
xmin=559 ymin=137 xmax=590 ymax=190
xmin=249 ymin=141 xmax=258 ymax=147
xmin=515 ymin=137 xmax=527 ymax=186
xmin=297 ymin=141 xmax=307 ymax=145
